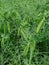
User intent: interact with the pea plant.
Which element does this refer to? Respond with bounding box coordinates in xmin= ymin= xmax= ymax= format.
xmin=0 ymin=0 xmax=49 ymax=65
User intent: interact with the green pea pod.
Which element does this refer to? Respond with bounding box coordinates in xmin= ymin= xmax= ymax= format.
xmin=7 ymin=22 xmax=10 ymax=33
xmin=36 ymin=17 xmax=45 ymax=33
xmin=29 ymin=40 xmax=36 ymax=65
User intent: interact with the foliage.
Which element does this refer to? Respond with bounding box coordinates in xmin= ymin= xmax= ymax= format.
xmin=0 ymin=0 xmax=49 ymax=65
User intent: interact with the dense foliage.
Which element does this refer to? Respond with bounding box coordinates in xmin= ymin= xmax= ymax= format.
xmin=0 ymin=0 xmax=49 ymax=65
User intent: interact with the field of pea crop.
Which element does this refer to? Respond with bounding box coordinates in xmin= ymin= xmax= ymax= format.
xmin=0 ymin=0 xmax=49 ymax=65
